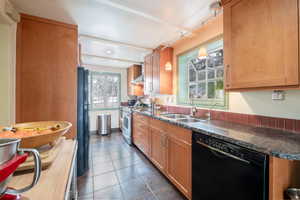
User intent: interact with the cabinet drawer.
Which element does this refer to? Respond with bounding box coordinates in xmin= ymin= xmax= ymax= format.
xmin=150 ymin=118 xmax=169 ymax=132
xmin=133 ymin=113 xmax=150 ymax=124
xmin=166 ymin=124 xmax=192 ymax=145
xmin=133 ymin=126 xmax=148 ymax=137
xmin=134 ymin=121 xmax=149 ymax=130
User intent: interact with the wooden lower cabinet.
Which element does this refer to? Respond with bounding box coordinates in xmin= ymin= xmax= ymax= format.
xmin=269 ymin=157 xmax=300 ymax=200
xmin=132 ymin=113 xmax=192 ymax=199
xmin=166 ymin=136 xmax=191 ymax=199
xmin=132 ymin=113 xmax=300 ymax=200
xmin=149 ymin=126 xmax=167 ymax=172
xmin=133 ymin=126 xmax=149 ymax=156
xmin=132 ymin=114 xmax=150 ymax=157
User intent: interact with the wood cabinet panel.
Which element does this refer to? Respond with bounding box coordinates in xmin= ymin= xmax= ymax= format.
xmin=127 ymin=66 xmax=133 ymax=95
xmin=132 ymin=114 xmax=150 ymax=156
xmin=127 ymin=65 xmax=143 ymax=96
xmin=221 ymin=0 xmax=232 ymax=5
xmin=144 ymin=47 xmax=173 ymax=95
xmin=149 ymin=127 xmax=166 ymax=171
xmin=224 ymin=0 xmax=299 ymax=90
xmin=133 ymin=112 xmax=150 ymax=124
xmin=133 ymin=113 xmax=191 ymax=199
xmin=144 ymin=54 xmax=153 ymax=95
xmin=16 ymin=14 xmax=78 ymax=138
xmin=152 ymin=49 xmax=160 ymax=94
xmin=166 ymin=136 xmax=191 ymax=199
xmin=166 ymin=124 xmax=192 ymax=145
xmin=159 ymin=47 xmax=173 ymax=94
xmin=269 ymin=157 xmax=300 ymax=200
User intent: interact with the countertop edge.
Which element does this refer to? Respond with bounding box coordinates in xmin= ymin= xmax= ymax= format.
xmin=132 ymin=110 xmax=300 ymax=160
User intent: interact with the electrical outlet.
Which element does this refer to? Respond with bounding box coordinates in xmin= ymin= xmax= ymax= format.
xmin=272 ymin=90 xmax=285 ymax=100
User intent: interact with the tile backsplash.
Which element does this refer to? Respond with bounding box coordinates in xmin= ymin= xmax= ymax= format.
xmin=160 ymin=105 xmax=300 ymax=133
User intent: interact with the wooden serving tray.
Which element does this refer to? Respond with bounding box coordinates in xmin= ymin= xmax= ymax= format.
xmin=16 ymin=137 xmax=65 ymax=171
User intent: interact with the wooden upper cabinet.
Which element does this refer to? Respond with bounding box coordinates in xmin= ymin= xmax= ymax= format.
xmin=16 ymin=14 xmax=78 ymax=139
xmin=127 ymin=65 xmax=143 ymax=96
xmin=221 ymin=0 xmax=232 ymax=5
xmin=144 ymin=47 xmax=173 ymax=95
xmin=224 ymin=0 xmax=299 ymax=90
xmin=152 ymin=49 xmax=160 ymax=94
xmin=144 ymin=54 xmax=153 ymax=95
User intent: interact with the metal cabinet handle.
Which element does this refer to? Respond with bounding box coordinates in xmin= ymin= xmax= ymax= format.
xmin=196 ymin=141 xmax=249 ymax=164
xmin=6 ymin=148 xmax=41 ymax=195
xmin=225 ymin=64 xmax=230 ymax=88
xmin=164 ymin=135 xmax=168 ymax=148
xmin=160 ymin=133 xmax=164 ymax=147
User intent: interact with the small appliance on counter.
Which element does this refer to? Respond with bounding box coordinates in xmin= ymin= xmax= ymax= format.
xmin=0 ymin=138 xmax=41 ymax=200
xmin=127 ymin=95 xmax=137 ymax=107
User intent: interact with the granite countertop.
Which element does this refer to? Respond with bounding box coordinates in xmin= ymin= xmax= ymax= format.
xmin=133 ymin=109 xmax=300 ymax=160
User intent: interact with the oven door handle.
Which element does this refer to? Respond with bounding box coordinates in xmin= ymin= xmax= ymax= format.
xmin=196 ymin=141 xmax=250 ymax=164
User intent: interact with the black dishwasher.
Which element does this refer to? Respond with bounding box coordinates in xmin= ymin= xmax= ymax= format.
xmin=192 ymin=132 xmax=268 ymax=200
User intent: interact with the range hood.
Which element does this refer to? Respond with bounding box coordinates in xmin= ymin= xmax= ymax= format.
xmin=131 ymin=75 xmax=144 ymax=85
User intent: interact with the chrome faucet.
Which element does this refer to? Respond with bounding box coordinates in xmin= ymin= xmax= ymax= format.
xmin=190 ymin=98 xmax=197 ymax=117
xmin=190 ymin=106 xmax=197 ymax=117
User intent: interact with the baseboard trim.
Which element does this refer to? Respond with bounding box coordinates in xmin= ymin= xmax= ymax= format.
xmin=90 ymin=128 xmax=121 ymax=135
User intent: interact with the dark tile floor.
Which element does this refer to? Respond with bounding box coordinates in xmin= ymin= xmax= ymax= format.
xmin=77 ymin=132 xmax=187 ymax=200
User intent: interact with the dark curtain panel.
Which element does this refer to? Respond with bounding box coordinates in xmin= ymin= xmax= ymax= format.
xmin=77 ymin=67 xmax=90 ymax=176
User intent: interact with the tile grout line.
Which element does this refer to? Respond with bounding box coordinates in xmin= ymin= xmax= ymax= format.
xmin=91 ymin=139 xmax=95 ymax=200
xmin=110 ymin=152 xmax=126 ymax=200
xmin=143 ymin=175 xmax=160 ymax=200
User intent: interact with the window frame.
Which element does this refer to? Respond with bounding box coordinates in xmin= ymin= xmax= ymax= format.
xmin=176 ymin=36 xmax=228 ymax=110
xmin=89 ymin=71 xmax=121 ymax=111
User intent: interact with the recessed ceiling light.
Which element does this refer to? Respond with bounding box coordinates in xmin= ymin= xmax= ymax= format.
xmin=105 ymin=49 xmax=113 ymax=55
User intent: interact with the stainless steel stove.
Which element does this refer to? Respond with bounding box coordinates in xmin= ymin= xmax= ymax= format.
xmin=121 ymin=106 xmax=134 ymax=145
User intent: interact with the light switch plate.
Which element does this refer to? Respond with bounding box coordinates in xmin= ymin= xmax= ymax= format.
xmin=272 ymin=90 xmax=285 ymax=100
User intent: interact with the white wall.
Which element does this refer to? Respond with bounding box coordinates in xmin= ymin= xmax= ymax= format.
xmin=157 ymin=90 xmax=300 ymax=120
xmin=0 ymin=23 xmax=16 ymax=126
xmin=83 ymin=65 xmax=128 ymax=131
xmin=228 ymin=91 xmax=300 ymax=120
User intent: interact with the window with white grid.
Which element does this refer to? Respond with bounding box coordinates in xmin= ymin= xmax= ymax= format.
xmin=90 ymin=72 xmax=121 ymax=110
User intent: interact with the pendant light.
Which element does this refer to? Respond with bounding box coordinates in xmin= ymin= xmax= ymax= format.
xmin=164 ymin=46 xmax=173 ymax=71
xmin=165 ymin=61 xmax=172 ymax=71
xmin=198 ymin=47 xmax=208 ymax=59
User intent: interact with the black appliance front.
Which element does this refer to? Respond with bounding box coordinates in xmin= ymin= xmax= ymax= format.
xmin=192 ymin=132 xmax=268 ymax=200
xmin=77 ymin=67 xmax=90 ymax=176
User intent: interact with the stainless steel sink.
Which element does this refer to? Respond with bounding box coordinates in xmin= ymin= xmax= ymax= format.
xmin=176 ymin=118 xmax=203 ymax=123
xmin=161 ymin=114 xmax=189 ymax=119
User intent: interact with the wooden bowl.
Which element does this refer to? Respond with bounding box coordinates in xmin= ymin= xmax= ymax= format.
xmin=12 ymin=121 xmax=72 ymax=148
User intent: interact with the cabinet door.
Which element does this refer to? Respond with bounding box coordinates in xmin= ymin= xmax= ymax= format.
xmin=133 ymin=122 xmax=149 ymax=156
xmin=149 ymin=127 xmax=166 ymax=171
xmin=224 ymin=0 xmax=299 ymax=90
xmin=166 ymin=136 xmax=191 ymax=198
xmin=144 ymin=54 xmax=153 ymax=95
xmin=152 ymin=50 xmax=160 ymax=94
xmin=17 ymin=16 xmax=78 ymax=139
xmin=159 ymin=47 xmax=173 ymax=94
xmin=127 ymin=67 xmax=133 ymax=95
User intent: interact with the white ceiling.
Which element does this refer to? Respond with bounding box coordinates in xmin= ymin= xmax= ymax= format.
xmin=11 ymin=0 xmax=217 ymax=68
